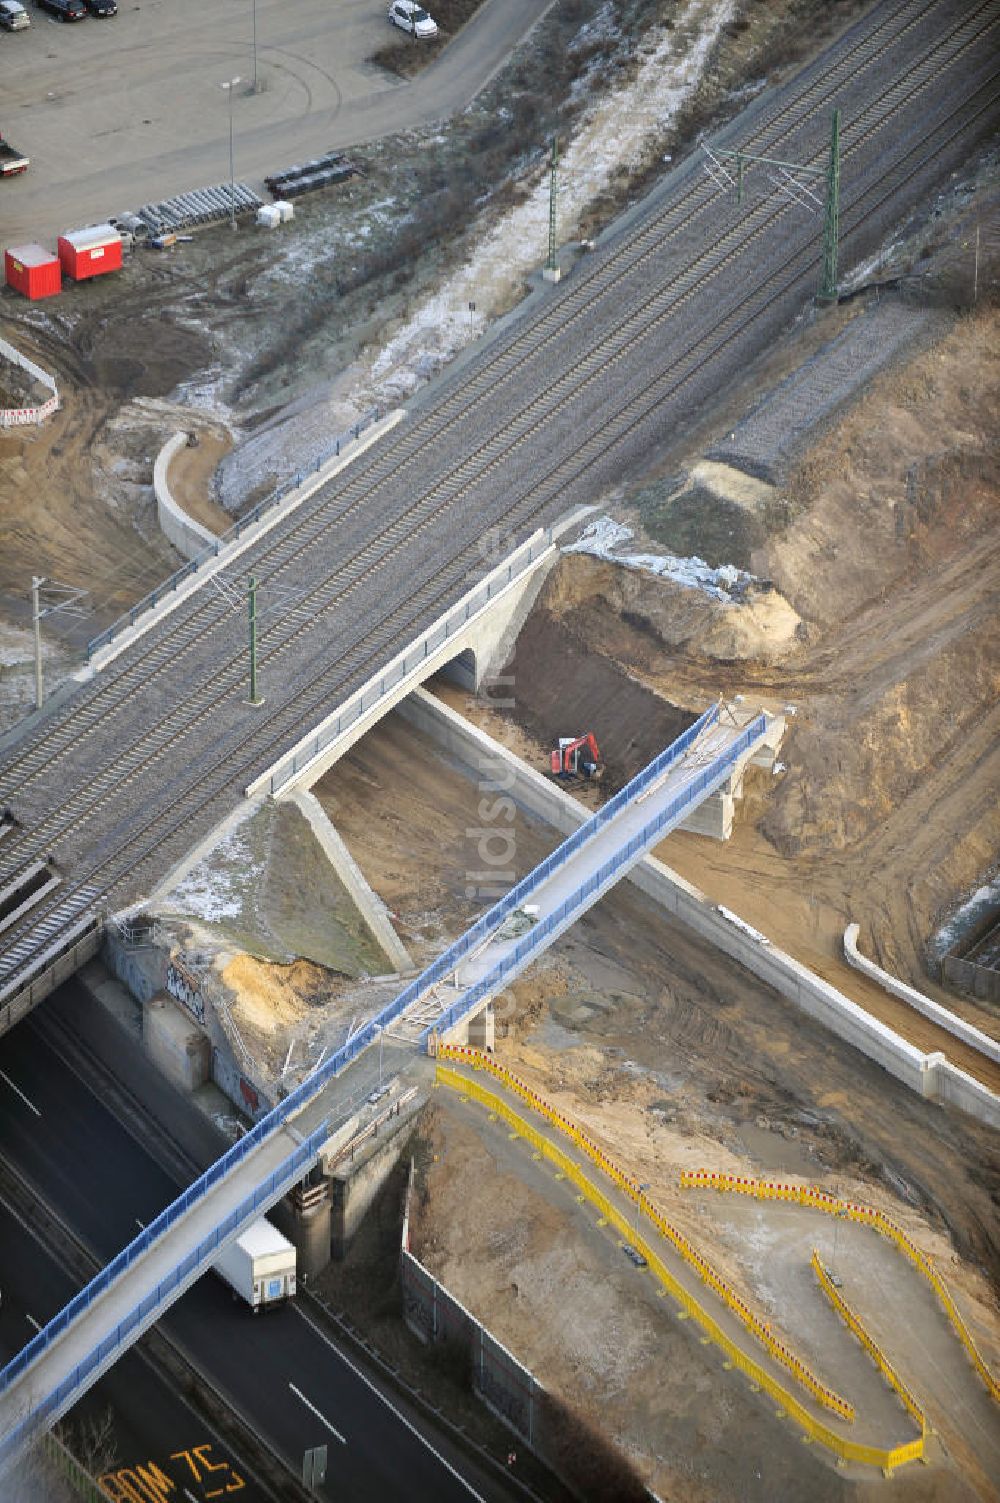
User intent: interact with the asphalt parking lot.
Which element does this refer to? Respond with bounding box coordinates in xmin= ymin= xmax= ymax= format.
xmin=0 ymin=0 xmax=552 ymax=244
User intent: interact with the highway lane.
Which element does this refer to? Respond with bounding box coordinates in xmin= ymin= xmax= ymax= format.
xmin=0 ymin=1199 xmax=267 ymax=1500
xmin=0 ymin=1015 xmax=513 ymax=1502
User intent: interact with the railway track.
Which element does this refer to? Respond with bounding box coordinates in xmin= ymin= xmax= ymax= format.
xmin=0 ymin=0 xmax=997 ymax=1080
xmin=0 ymin=0 xmax=988 ymax=822
xmin=0 ymin=0 xmax=977 ymax=814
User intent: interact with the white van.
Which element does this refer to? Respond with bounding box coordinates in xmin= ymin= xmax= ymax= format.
xmin=0 ymin=1 xmax=30 ymax=29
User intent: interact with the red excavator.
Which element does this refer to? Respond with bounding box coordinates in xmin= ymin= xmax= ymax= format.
xmin=550 ymin=733 xmax=603 ymax=781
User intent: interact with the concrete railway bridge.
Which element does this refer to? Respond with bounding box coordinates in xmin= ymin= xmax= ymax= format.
xmin=0 ymin=0 xmax=996 ymax=1032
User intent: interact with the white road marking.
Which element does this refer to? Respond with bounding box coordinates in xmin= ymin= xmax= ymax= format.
xmin=293 ymin=1305 xmax=488 ymax=1500
xmin=25 ymin=1313 xmax=42 ymax=1333
xmin=0 ymin=1069 xmax=41 ymax=1118
xmin=288 ymin=1382 xmax=347 ymax=1444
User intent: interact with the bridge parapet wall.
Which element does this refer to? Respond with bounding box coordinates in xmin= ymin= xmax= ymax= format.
xmin=248 ymin=508 xmax=594 ymax=800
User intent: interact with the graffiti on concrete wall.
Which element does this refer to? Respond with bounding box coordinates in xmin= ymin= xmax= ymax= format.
xmin=166 ymin=957 xmax=205 ymax=1024
xmin=211 ymin=1045 xmax=271 ymax=1124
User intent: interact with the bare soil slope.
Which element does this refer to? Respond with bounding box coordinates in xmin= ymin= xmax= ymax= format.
xmin=496 ymin=310 xmax=1000 ymax=1014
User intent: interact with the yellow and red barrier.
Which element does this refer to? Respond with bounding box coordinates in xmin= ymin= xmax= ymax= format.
xmin=681 ymin=1170 xmax=1000 ymax=1406
xmin=436 ymin=1060 xmax=924 ymax=1472
xmin=438 ymin=1048 xmax=854 ymax=1419
xmin=811 ymin=1252 xmax=926 ymax=1440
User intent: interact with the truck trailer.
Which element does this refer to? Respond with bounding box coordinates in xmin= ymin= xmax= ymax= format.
xmin=0 ymin=133 xmax=29 ymax=177
xmin=213 ymin=1218 xmax=296 ymax=1312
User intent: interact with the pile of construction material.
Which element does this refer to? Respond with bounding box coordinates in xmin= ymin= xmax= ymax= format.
xmin=265 ymin=152 xmax=359 ymax=200
xmin=114 ymin=182 xmax=264 ymax=241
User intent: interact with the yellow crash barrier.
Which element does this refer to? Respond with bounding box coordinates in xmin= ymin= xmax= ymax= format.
xmin=681 ymin=1169 xmax=1000 ymax=1406
xmin=435 ymin=1060 xmax=924 ymax=1472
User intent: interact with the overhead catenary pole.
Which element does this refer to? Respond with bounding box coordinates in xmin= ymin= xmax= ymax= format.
xmin=544 ymin=136 xmax=561 ymax=283
xmin=705 ymin=110 xmax=840 ymax=305
xmin=248 ymin=574 xmax=263 ymax=705
xmin=31 ymin=575 xmax=44 ymax=712
xmin=973 ymin=221 xmax=980 ymax=306
xmin=548 ymin=136 xmax=558 ymax=270
xmin=29 ymin=576 xmax=88 ymax=711
xmin=818 ymin=108 xmax=841 ymax=303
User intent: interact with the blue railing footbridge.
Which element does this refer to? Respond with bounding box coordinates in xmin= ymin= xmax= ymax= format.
xmin=0 ymin=700 xmax=781 ymax=1465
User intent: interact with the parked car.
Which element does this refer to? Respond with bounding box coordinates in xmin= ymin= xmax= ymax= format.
xmin=387 ymin=1 xmax=438 ymax=39
xmin=0 ymin=2 xmax=30 ymax=31
xmin=83 ymin=0 xmax=116 ymax=13
xmin=34 ymin=0 xmax=87 ymax=18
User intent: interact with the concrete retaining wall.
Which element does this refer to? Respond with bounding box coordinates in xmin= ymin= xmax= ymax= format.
xmin=844 ymin=923 xmax=1000 ymax=1065
xmin=289 ymin=790 xmax=413 ymax=974
xmin=83 ymin=410 xmax=406 ymax=677
xmin=330 ymin=1123 xmax=410 ymax=1260
xmin=144 ymin=992 xmax=211 ymax=1093
xmin=153 ymin=431 xmax=217 ymax=561
xmin=397 ymin=688 xmax=1000 ymax=1129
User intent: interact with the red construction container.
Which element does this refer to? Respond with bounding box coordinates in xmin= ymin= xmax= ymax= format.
xmin=57 ymin=223 xmax=122 ymax=281
xmin=4 ymin=244 xmax=62 ymax=300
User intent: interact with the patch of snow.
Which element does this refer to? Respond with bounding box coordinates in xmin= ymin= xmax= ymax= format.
xmin=840 ymin=238 xmax=906 ymax=294
xmin=563 ymin=515 xmax=757 ymax=603
xmin=363 ymin=0 xmax=734 ymax=407
xmin=931 ymin=874 xmax=1000 ymax=959
xmin=216 ymin=0 xmax=735 ymax=497
xmin=159 ymin=810 xmax=259 ymax=924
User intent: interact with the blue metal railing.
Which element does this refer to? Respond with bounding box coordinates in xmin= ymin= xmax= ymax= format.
xmin=0 ymin=705 xmax=763 ymax=1452
xmin=425 ymin=714 xmax=768 ymax=1038
xmin=351 ymin=701 xmax=721 ymax=1034
xmin=0 ymin=1119 xmax=330 ymax=1462
xmin=86 ymin=408 xmax=382 ymax=662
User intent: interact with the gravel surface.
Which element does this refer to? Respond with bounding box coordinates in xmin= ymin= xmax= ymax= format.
xmin=707 ymin=299 xmax=948 ymax=483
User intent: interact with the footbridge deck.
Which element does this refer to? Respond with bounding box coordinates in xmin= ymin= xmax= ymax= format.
xmin=389 ymin=702 xmax=780 ymax=1043
xmin=0 ymin=703 xmax=782 ymax=1465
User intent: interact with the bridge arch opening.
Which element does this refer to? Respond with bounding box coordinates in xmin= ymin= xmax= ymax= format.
xmin=439 ymin=646 xmax=478 ymax=693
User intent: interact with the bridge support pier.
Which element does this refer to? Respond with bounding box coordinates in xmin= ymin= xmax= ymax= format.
xmin=273 ymin=1179 xmax=333 ymax=1281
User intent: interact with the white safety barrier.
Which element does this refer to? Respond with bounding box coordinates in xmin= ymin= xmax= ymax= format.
xmin=0 ymin=335 xmax=59 ymax=427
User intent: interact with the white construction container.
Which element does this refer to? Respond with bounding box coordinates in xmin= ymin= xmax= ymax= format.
xmin=274 ymin=200 xmax=295 ymax=223
xmin=256 ymin=204 xmax=281 ymax=229
xmin=213 ymin=1218 xmax=297 ymax=1311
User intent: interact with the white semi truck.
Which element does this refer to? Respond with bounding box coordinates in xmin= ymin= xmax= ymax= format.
xmin=213 ymin=1218 xmax=296 ymax=1312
